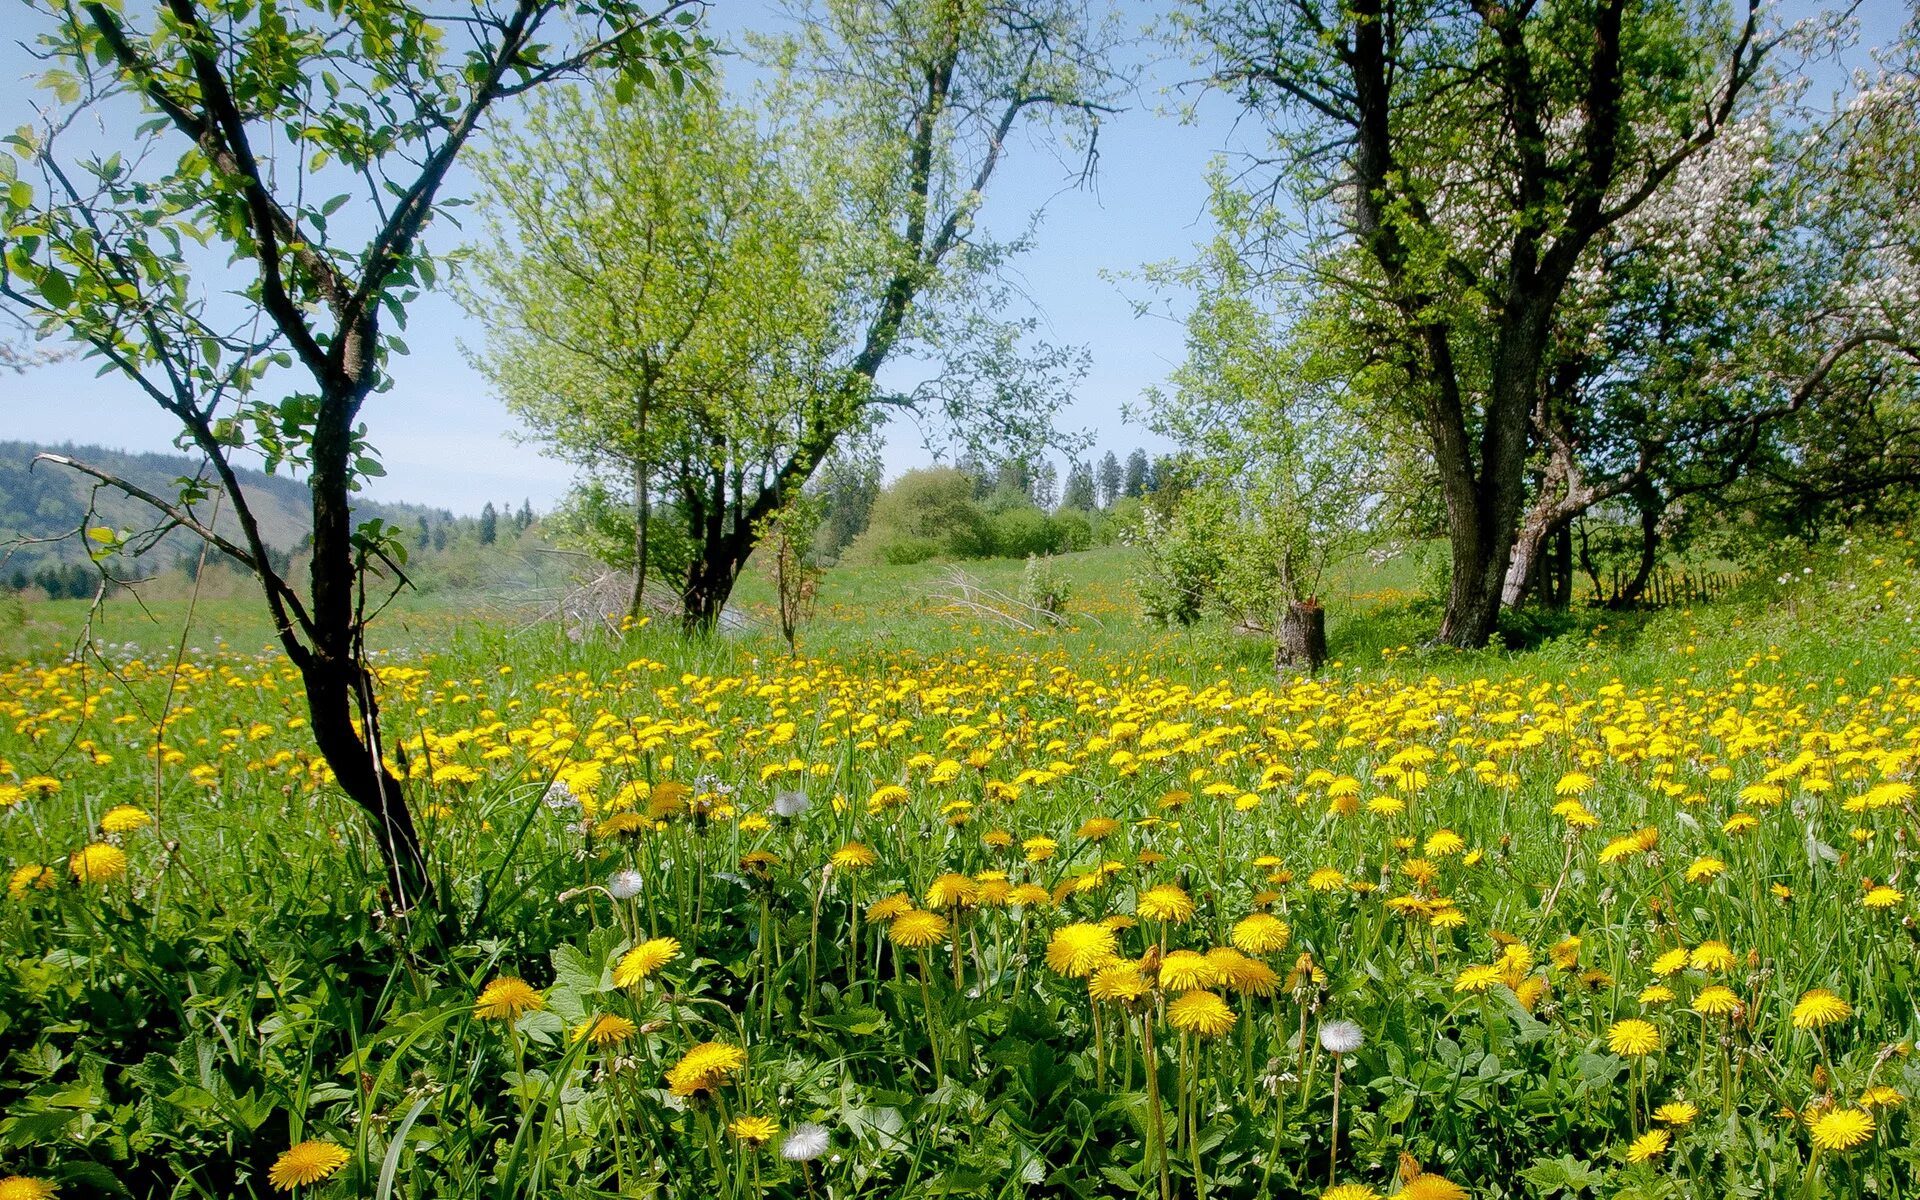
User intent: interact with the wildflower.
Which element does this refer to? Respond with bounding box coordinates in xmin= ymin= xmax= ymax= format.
xmin=1319 ymin=1019 xmax=1365 ymax=1055
xmin=781 ymin=1123 xmax=831 ymax=1162
xmin=614 ymin=937 xmax=681 ymax=987
xmin=1625 ymin=1128 xmax=1670 ymax=1162
xmin=1806 ymin=1107 xmax=1874 ymax=1152
xmin=574 ymin=1014 xmax=636 ymax=1047
xmin=69 ymin=842 xmax=128 ymax=884
xmin=474 ymin=977 xmax=544 ymax=1021
xmin=1639 ymin=984 xmax=1675 ymax=1004
xmin=1554 ymin=771 xmax=1594 ymax=796
xmin=1685 ymin=857 xmax=1726 ymax=883
xmin=99 ymin=804 xmax=152 ymax=834
xmin=667 ymin=1041 xmax=747 ymax=1096
xmin=1308 ymin=867 xmax=1346 ymax=892
xmin=1655 ymin=1101 xmax=1699 ymax=1126
xmin=607 ymin=868 xmax=645 ymax=899
xmin=1044 ymin=923 xmax=1117 ymax=978
xmin=1022 ymin=836 xmax=1058 ymax=862
xmin=1863 ymin=885 xmax=1903 ymax=909
xmin=771 ymin=789 xmax=810 ymax=818
xmin=887 ymin=909 xmax=949 ymax=948
xmin=924 ymin=873 xmax=979 ymax=908
xmin=1650 ymin=948 xmax=1689 ymax=976
xmin=1156 ymin=949 xmax=1219 ymax=991
xmin=1089 ymin=964 xmax=1152 ymax=1004
xmin=7 ymin=864 xmax=55 ymax=900
xmin=1007 ymin=883 xmax=1051 ymax=908
xmin=831 ymin=841 xmax=878 ymax=870
xmin=1453 ymin=964 xmax=1502 ymax=994
xmin=1396 ymin=1175 xmax=1467 ymax=1200
xmin=1607 ymin=1018 xmax=1660 ymax=1057
xmin=730 ymin=1114 xmax=779 ymax=1146
xmin=0 ymin=1179 xmax=57 ymax=1200
xmin=1791 ymin=989 xmax=1851 ymax=1030
xmin=866 ymin=892 xmax=913 ymax=923
xmin=1859 ymin=1085 xmax=1905 ymax=1108
xmin=1076 ymin=816 xmax=1121 ymax=840
xmin=268 ymin=1140 xmax=350 ymax=1190
xmin=1692 ymin=986 xmax=1742 ymax=1017
xmin=1321 ymin=1185 xmax=1380 ymax=1200
xmin=1136 ymin=883 xmax=1196 ymax=922
xmin=1232 ymin=912 xmax=1292 ymax=954
xmin=1166 ymin=990 xmax=1236 ymax=1036
xmin=1688 ymin=941 xmax=1735 ymax=972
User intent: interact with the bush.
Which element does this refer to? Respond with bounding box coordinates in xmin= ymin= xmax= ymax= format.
xmin=1019 ymin=553 xmax=1071 ymax=617
xmin=991 ymin=506 xmax=1060 ymax=558
xmin=1052 ymin=508 xmax=1093 ymax=552
xmin=848 ymin=467 xmax=996 ymax=563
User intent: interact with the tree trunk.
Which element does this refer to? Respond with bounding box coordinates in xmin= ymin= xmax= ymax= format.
xmin=1275 ymin=599 xmax=1327 ymax=674
xmin=302 ymin=658 xmax=429 ymax=905
xmin=1549 ymin=522 xmax=1573 ymax=608
xmin=1615 ymin=502 xmax=1661 ymax=607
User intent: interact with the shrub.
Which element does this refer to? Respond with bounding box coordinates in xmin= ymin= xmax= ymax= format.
xmin=1019 ymin=553 xmax=1071 ymax=618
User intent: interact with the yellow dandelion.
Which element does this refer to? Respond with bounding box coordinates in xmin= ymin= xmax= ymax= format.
xmin=0 ymin=1179 xmax=58 ymax=1200
xmin=1654 ymin=1101 xmax=1699 ymax=1126
xmin=666 ymin=1041 xmax=747 ymax=1096
xmin=69 ymin=842 xmax=128 ymax=884
xmin=1231 ymin=912 xmax=1292 ymax=954
xmin=1322 ymin=1185 xmax=1380 ymax=1200
xmin=1165 ymin=989 xmax=1236 ymax=1037
xmin=1863 ymin=885 xmax=1904 ymax=909
xmin=1607 ymin=1018 xmax=1661 ymax=1057
xmin=1807 ymin=1106 xmax=1874 ymax=1152
xmin=1137 ymin=883 xmax=1196 ymax=922
xmin=1688 ymin=940 xmax=1736 ymax=972
xmin=1045 ymin=922 xmax=1118 ymax=978
xmin=7 ymin=864 xmax=56 ymax=900
xmin=831 ymin=842 xmax=878 ymax=870
xmin=1396 ymin=1175 xmax=1467 ymax=1200
xmin=1791 ymin=989 xmax=1851 ymax=1030
xmin=1650 ymin=948 xmax=1689 ymax=976
xmin=887 ymin=909 xmax=949 ymax=949
xmin=1453 ymin=964 xmax=1503 ymax=994
xmin=573 ymin=1014 xmax=636 ymax=1047
xmin=866 ymin=892 xmax=913 ymax=923
xmin=473 ymin=977 xmax=544 ymax=1021
xmin=268 ymin=1140 xmax=350 ymax=1190
xmin=925 ymin=873 xmax=980 ymax=908
xmin=1685 ymin=857 xmax=1726 ymax=883
xmin=729 ymin=1114 xmax=779 ymax=1146
xmin=1554 ymin=771 xmax=1594 ymax=796
xmin=614 ymin=937 xmax=681 ymax=988
xmin=1639 ymin=984 xmax=1676 ymax=1004
xmin=1692 ymin=986 xmax=1742 ymax=1017
xmin=99 ymin=804 xmax=153 ymax=834
xmin=1625 ymin=1128 xmax=1670 ymax=1162
xmin=1859 ymin=1085 xmax=1905 ymax=1109
xmin=1157 ymin=949 xmax=1220 ymax=992
xmin=1088 ymin=964 xmax=1151 ymax=1004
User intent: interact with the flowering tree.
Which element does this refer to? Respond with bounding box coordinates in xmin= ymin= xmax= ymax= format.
xmin=0 ymin=0 xmax=705 ymax=905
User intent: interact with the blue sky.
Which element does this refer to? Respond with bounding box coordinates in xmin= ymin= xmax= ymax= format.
xmin=1 ymin=0 xmax=1239 ymax=512
xmin=1 ymin=1 xmax=1899 ymax=513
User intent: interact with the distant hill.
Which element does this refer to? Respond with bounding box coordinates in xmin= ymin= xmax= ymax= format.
xmin=0 ymin=441 xmax=463 ymax=578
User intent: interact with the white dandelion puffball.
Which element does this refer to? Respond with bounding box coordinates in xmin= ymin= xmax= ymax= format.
xmin=780 ymin=1122 xmax=830 ymax=1162
xmin=772 ymin=789 xmax=811 ymax=818
xmin=607 ymin=869 xmax=644 ymax=900
xmin=1318 ymin=1019 xmax=1364 ymax=1055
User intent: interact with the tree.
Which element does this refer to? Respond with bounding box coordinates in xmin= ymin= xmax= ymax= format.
xmin=1123 ymin=449 xmax=1150 ymax=498
xmin=478 ymin=502 xmax=498 ymax=547
xmin=1060 ymin=460 xmax=1097 ymax=511
xmin=1097 ymin=450 xmax=1124 ymax=508
xmin=1 ymin=0 xmax=704 ymax=904
xmin=1180 ymin=0 xmax=1770 ymax=645
xmin=470 ymin=0 xmax=1118 ymax=625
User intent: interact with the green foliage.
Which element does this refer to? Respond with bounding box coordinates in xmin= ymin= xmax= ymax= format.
xmin=1018 ymin=553 xmax=1071 ymax=618
xmin=849 ymin=468 xmax=996 ymax=564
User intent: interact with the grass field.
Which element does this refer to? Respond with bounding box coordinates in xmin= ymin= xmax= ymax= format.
xmin=0 ymin=536 xmax=1916 ymax=1198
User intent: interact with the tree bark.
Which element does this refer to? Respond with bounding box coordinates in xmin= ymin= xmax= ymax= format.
xmin=1275 ymin=599 xmax=1328 ymax=673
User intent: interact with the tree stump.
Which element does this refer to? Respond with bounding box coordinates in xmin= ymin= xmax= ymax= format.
xmin=1275 ymin=598 xmax=1327 ymax=673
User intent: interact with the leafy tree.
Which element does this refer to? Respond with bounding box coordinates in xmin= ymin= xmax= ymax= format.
xmin=0 ymin=0 xmax=705 ymax=902
xmin=1060 ymin=460 xmax=1097 ymax=511
xmin=1178 ymin=0 xmax=1771 ymax=645
xmin=1123 ymin=449 xmax=1150 ymax=499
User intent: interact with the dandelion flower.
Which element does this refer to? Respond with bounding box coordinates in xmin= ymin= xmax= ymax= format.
xmin=781 ymin=1122 xmax=831 ymax=1162
xmin=268 ymin=1140 xmax=350 ymax=1190
xmin=1396 ymin=1175 xmax=1467 ymax=1200
xmin=1088 ymin=964 xmax=1152 ymax=1004
xmin=1692 ymin=986 xmax=1742 ymax=1017
xmin=99 ymin=804 xmax=152 ymax=834
xmin=866 ymin=892 xmax=913 ymax=923
xmin=1156 ymin=949 xmax=1220 ymax=991
xmin=1654 ymin=1101 xmax=1699 ymax=1126
xmin=925 ymin=873 xmax=979 ymax=908
xmin=1625 ymin=1128 xmax=1670 ymax=1162
xmin=1322 ymin=1185 xmax=1380 ymax=1200
xmin=667 ymin=1041 xmax=747 ymax=1096
xmin=573 ymin=1014 xmax=636 ymax=1048
xmin=1045 ymin=923 xmax=1117 ymax=978
xmin=1807 ymin=1107 xmax=1874 ymax=1152
xmin=1319 ymin=1019 xmax=1365 ymax=1055
xmin=1607 ymin=1018 xmax=1660 ymax=1057
xmin=1232 ymin=912 xmax=1292 ymax=954
xmin=474 ymin=977 xmax=544 ymax=1021
xmin=607 ymin=868 xmax=644 ymax=899
xmin=1685 ymin=857 xmax=1726 ymax=883
xmin=831 ymin=842 xmax=878 ymax=870
xmin=1688 ymin=940 xmax=1735 ymax=972
xmin=69 ymin=842 xmax=127 ymax=884
xmin=1791 ymin=989 xmax=1851 ymax=1030
xmin=1862 ymin=885 xmax=1903 ymax=909
xmin=1166 ymin=989 xmax=1236 ymax=1036
xmin=7 ymin=865 xmax=55 ymax=900
xmin=1453 ymin=964 xmax=1502 ymax=994
xmin=1554 ymin=771 xmax=1594 ymax=796
xmin=1859 ymin=1085 xmax=1905 ymax=1108
xmin=1650 ymin=948 xmax=1689 ymax=976
xmin=1137 ymin=883 xmax=1196 ymax=922
xmin=887 ymin=909 xmax=949 ymax=948
xmin=614 ymin=937 xmax=681 ymax=987
xmin=1638 ymin=984 xmax=1675 ymax=1005
xmin=729 ymin=1114 xmax=779 ymax=1146
xmin=0 ymin=1179 xmax=57 ymax=1200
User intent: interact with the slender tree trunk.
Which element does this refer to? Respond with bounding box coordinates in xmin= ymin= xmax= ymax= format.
xmin=1549 ymin=522 xmax=1573 ymax=608
xmin=1615 ymin=502 xmax=1662 ymax=607
xmin=1275 ymin=599 xmax=1327 ymax=673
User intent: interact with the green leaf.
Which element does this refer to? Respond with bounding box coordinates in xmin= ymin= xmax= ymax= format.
xmin=37 ymin=266 xmax=71 ymax=308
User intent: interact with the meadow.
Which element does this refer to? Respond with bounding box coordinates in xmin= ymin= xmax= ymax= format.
xmin=0 ymin=540 xmax=1916 ymax=1199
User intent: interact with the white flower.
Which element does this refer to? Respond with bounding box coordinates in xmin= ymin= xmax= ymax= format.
xmin=543 ymin=781 xmax=577 ymax=810
xmin=780 ymin=1122 xmax=830 ymax=1162
xmin=772 ymin=789 xmax=811 ymax=818
xmin=1318 ymin=1019 xmax=1364 ymax=1055
xmin=607 ymin=869 xmax=644 ymax=900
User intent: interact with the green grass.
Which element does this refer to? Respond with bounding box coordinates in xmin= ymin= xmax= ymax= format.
xmin=1 ymin=536 xmax=1917 ymax=1198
